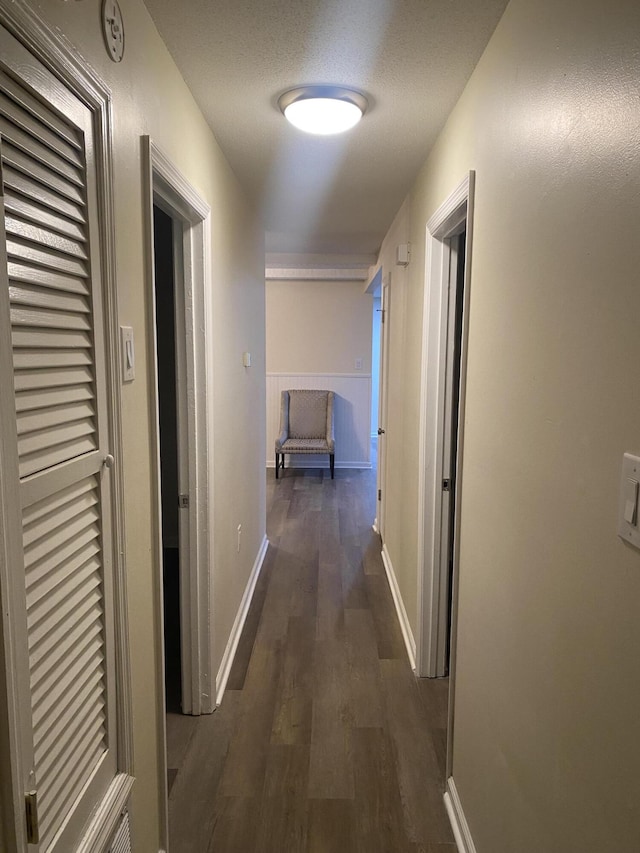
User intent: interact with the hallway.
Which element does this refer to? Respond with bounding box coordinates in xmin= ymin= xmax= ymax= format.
xmin=167 ymin=465 xmax=454 ymax=852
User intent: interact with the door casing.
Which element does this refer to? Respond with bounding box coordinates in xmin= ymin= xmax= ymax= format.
xmin=417 ymin=172 xmax=475 ymax=689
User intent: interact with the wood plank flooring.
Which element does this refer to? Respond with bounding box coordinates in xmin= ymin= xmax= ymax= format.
xmin=167 ymin=464 xmax=454 ymax=852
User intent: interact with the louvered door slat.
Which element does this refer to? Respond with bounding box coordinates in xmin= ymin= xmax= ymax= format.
xmin=2 ymin=143 xmax=85 ymax=204
xmin=31 ymin=605 xmax=102 ymax=688
xmin=13 ymin=327 xmax=92 ymax=350
xmin=31 ymin=639 xmax=103 ymax=736
xmin=17 ymin=419 xmax=94 ymax=460
xmin=10 ymin=283 xmax=89 ymax=315
xmin=16 ymin=383 xmax=93 ymax=415
xmin=36 ymin=699 xmax=105 ymax=791
xmin=33 ymin=655 xmax=103 ymax=759
xmin=40 ymin=738 xmax=106 ymax=842
xmin=28 ymin=559 xmax=101 ymax=663
xmin=4 ymin=166 xmax=86 ymax=223
xmin=14 ymin=365 xmax=93 ymax=391
xmin=0 ymin=68 xmax=82 ymax=151
xmin=27 ymin=567 xmax=101 ymax=659
xmin=23 ymin=504 xmax=98 ymax=569
xmin=21 ymin=477 xmax=95 ymax=524
xmin=27 ymin=557 xmax=101 ymax=636
xmin=32 ymin=628 xmax=103 ymax=711
xmin=9 ymin=261 xmax=89 ymax=295
xmin=19 ymin=435 xmax=96 ymax=477
xmin=33 ymin=637 xmax=103 ymax=722
xmin=14 ymin=349 xmax=92 ymax=370
xmin=7 ymin=239 xmax=88 ymax=278
xmin=0 ymin=115 xmax=84 ymax=183
xmin=1 ymin=33 xmax=118 ymax=853
xmin=6 ymin=217 xmax=87 ymax=258
xmin=18 ymin=399 xmax=95 ymax=435
xmin=23 ymin=485 xmax=97 ymax=548
xmin=5 ymin=194 xmax=86 ymax=241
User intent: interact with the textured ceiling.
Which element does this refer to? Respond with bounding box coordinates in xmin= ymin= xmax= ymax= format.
xmin=143 ymin=0 xmax=508 ymax=262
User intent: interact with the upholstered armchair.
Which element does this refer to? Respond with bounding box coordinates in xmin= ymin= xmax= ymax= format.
xmin=275 ymin=390 xmax=335 ymax=479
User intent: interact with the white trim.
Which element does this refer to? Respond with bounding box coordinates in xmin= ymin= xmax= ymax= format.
xmin=76 ymin=774 xmax=134 ymax=853
xmin=145 ymin=137 xmax=214 ymax=716
xmin=266 ymin=267 xmax=369 ymax=281
xmin=143 ymin=137 xmax=214 ymax=853
xmin=416 ymin=172 xmax=475 ymax=678
xmin=215 ymin=536 xmax=269 ymax=706
xmin=267 ymin=372 xmax=371 ymax=379
xmin=381 ymin=544 xmax=416 ymax=671
xmin=444 ymin=777 xmax=477 ymax=853
xmin=267 ymin=460 xmax=371 ymax=470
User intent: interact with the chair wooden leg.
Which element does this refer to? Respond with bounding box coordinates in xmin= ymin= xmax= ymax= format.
xmin=330 ymin=454 xmax=335 ymax=479
xmin=275 ymin=452 xmax=279 ymax=479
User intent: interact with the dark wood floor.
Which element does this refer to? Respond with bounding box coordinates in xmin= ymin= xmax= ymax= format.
xmin=167 ymin=463 xmax=454 ymax=852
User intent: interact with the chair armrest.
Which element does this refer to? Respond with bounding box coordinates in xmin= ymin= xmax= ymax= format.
xmin=326 ymin=392 xmax=335 ymax=452
xmin=275 ymin=391 xmax=290 ymax=452
xmin=275 ymin=429 xmax=288 ymax=452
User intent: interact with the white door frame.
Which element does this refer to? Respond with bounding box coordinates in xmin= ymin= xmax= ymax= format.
xmin=143 ymin=135 xmax=214 ymax=844
xmin=375 ymin=272 xmax=391 ymax=540
xmin=416 ymin=172 xmax=475 ymax=679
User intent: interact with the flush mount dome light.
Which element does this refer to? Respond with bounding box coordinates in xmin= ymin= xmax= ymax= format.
xmin=278 ymin=86 xmax=367 ymax=135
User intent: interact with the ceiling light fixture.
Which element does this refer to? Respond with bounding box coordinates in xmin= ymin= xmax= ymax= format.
xmin=278 ymin=86 xmax=367 ymax=135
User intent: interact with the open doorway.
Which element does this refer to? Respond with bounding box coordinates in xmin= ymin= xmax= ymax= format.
xmin=417 ymin=173 xmax=474 ymax=681
xmin=365 ymin=266 xmax=389 ymax=538
xmin=144 ymin=137 xmax=214 ymax=848
xmin=416 ymin=174 xmax=475 ymax=811
xmin=440 ymin=229 xmax=466 ymax=670
xmin=152 ymin=205 xmax=182 ymax=713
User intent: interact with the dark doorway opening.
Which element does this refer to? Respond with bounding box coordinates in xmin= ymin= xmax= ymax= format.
xmin=153 ymin=204 xmax=182 ymax=713
xmin=445 ymin=228 xmax=466 ymax=671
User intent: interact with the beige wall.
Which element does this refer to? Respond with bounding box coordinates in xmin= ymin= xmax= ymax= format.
xmin=379 ymin=0 xmax=640 ymax=850
xmin=23 ymin=1 xmax=266 ymax=850
xmin=266 ymin=279 xmax=373 ymax=374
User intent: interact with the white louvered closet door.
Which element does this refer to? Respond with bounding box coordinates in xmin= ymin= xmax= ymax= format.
xmin=0 ymin=26 xmax=118 ymax=853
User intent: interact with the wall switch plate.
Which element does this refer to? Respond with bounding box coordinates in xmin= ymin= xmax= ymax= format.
xmin=618 ymin=453 xmax=640 ymax=550
xmin=120 ymin=326 xmax=135 ymax=382
xmin=243 ymin=351 xmax=251 ymax=368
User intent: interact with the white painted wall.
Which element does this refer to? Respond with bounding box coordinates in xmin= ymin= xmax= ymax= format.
xmin=265 ymin=279 xmax=373 ymax=468
xmin=266 ymin=278 xmax=373 ymax=374
xmin=377 ymin=0 xmax=640 ymax=850
xmin=24 ymin=2 xmax=266 ymax=850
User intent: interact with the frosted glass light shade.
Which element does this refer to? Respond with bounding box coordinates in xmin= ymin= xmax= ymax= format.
xmin=279 ymin=87 xmax=367 ymax=135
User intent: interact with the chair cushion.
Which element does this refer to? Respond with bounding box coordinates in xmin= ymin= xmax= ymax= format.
xmin=288 ymin=390 xmax=329 ymax=439
xmin=281 ymin=438 xmax=332 ymax=454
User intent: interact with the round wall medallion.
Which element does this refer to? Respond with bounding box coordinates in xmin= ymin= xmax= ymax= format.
xmin=102 ymin=0 xmax=125 ymax=63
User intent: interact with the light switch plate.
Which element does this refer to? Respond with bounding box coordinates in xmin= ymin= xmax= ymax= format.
xmin=120 ymin=325 xmax=135 ymax=382
xmin=618 ymin=453 xmax=640 ymax=549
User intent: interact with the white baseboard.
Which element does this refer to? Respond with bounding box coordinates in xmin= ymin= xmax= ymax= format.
xmin=380 ymin=544 xmax=416 ymax=670
xmin=215 ymin=535 xmax=269 ymax=706
xmin=444 ymin=777 xmax=477 ymax=853
xmin=266 ymin=461 xmax=371 ymax=470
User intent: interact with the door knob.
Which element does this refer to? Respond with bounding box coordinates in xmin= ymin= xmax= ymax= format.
xmin=377 ymin=427 xmax=385 ymax=435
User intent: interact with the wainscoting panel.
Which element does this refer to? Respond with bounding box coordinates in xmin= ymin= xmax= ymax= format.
xmin=267 ymin=373 xmax=372 ymax=468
